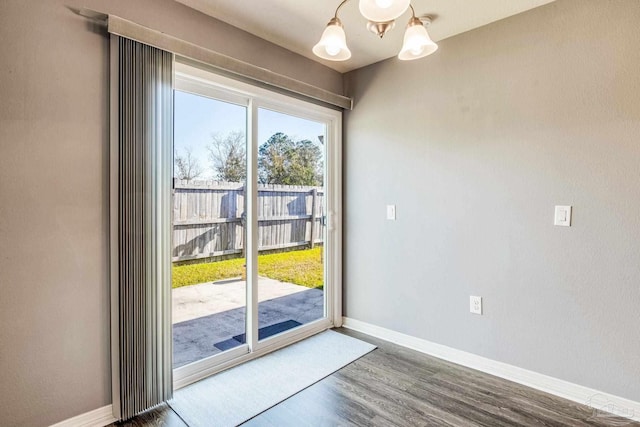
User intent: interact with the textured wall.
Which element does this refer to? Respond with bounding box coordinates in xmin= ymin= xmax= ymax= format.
xmin=0 ymin=1 xmax=341 ymax=425
xmin=344 ymin=0 xmax=640 ymax=402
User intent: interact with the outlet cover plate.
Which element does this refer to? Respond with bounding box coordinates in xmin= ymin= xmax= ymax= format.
xmin=470 ymin=296 xmax=482 ymax=315
xmin=386 ymin=205 xmax=396 ymax=220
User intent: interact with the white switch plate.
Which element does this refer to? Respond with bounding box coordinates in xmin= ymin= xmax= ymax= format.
xmin=554 ymin=205 xmax=572 ymax=226
xmin=386 ymin=205 xmax=396 ymax=220
xmin=470 ymin=296 xmax=482 ymax=315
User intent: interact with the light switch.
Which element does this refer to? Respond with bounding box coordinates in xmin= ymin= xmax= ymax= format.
xmin=386 ymin=205 xmax=396 ymax=220
xmin=554 ymin=205 xmax=572 ymax=226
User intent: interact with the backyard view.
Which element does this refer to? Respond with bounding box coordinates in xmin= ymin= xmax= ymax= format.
xmin=172 ymin=89 xmax=327 ymax=368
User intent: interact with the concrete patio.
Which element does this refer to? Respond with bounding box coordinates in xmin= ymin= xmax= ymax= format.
xmin=172 ymin=277 xmax=324 ymax=368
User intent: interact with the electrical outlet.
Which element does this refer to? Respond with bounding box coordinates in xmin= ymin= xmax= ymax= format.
xmin=470 ymin=296 xmax=482 ymax=315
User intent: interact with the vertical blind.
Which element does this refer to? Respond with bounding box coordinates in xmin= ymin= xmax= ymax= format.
xmin=115 ymin=36 xmax=174 ymax=420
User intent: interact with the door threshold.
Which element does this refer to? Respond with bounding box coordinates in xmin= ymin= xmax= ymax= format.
xmin=173 ymin=318 xmax=332 ymax=390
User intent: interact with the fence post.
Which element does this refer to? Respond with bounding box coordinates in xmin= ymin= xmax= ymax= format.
xmin=310 ymin=188 xmax=317 ymax=249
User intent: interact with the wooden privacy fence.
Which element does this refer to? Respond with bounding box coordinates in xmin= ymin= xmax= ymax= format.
xmin=172 ymin=179 xmax=325 ymax=262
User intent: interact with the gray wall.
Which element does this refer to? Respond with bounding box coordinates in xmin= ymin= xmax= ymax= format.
xmin=0 ymin=1 xmax=341 ymax=426
xmin=344 ymin=0 xmax=640 ymax=402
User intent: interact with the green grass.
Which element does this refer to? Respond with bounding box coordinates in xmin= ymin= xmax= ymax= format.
xmin=172 ymin=247 xmax=324 ymax=289
xmin=172 ymin=257 xmax=246 ymax=289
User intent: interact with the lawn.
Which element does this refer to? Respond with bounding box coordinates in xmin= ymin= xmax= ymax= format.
xmin=172 ymin=247 xmax=324 ymax=289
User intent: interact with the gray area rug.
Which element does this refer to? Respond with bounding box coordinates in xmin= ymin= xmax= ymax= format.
xmin=173 ymin=288 xmax=324 ymax=368
xmin=169 ymin=330 xmax=376 ymax=427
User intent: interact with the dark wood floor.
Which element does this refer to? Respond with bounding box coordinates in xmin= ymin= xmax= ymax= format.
xmin=115 ymin=329 xmax=637 ymax=427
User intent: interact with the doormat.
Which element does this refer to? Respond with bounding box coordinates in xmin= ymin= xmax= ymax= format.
xmin=213 ymin=320 xmax=302 ymax=351
xmin=169 ymin=330 xmax=376 ymax=427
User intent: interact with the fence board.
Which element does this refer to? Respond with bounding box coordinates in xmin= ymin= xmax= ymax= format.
xmin=172 ymin=179 xmax=325 ymax=261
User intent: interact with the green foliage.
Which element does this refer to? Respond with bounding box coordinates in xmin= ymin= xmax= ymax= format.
xmin=172 ymin=247 xmax=324 ymax=289
xmin=258 ymin=132 xmax=323 ymax=186
xmin=206 ymin=131 xmax=323 ymax=185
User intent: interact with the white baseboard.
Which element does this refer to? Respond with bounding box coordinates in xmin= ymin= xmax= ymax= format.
xmin=49 ymin=405 xmax=117 ymax=427
xmin=342 ymin=317 xmax=640 ymax=423
xmin=49 ymin=319 xmax=640 ymax=425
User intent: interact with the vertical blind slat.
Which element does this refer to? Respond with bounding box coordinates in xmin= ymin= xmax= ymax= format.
xmin=117 ymin=36 xmax=173 ymax=420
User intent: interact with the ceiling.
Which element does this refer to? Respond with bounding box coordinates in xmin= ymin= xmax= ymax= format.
xmin=175 ymin=0 xmax=555 ymax=73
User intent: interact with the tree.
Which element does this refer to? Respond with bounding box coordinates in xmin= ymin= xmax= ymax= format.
xmin=174 ymin=146 xmax=204 ymax=180
xmin=208 ymin=131 xmax=246 ymax=182
xmin=258 ymin=132 xmax=323 ymax=186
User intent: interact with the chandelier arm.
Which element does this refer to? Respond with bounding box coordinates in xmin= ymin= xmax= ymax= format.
xmin=334 ymin=0 xmax=351 ymax=18
xmin=408 ymin=3 xmax=416 ymax=18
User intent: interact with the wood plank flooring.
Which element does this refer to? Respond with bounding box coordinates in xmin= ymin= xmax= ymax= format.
xmin=113 ymin=328 xmax=637 ymax=427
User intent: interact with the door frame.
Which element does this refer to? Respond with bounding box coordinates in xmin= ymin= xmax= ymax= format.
xmin=172 ymin=61 xmax=342 ymax=390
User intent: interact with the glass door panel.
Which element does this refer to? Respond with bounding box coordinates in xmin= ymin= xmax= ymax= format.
xmin=172 ymin=90 xmax=248 ymax=368
xmin=255 ymin=107 xmax=327 ymax=342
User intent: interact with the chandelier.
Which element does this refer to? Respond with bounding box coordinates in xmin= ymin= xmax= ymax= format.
xmin=313 ymin=0 xmax=438 ymax=62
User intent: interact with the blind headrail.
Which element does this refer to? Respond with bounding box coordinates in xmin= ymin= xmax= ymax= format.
xmin=73 ymin=9 xmax=352 ymax=110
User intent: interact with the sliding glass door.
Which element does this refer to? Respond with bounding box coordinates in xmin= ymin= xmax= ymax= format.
xmin=256 ymin=108 xmax=327 ymax=342
xmin=171 ymin=62 xmax=341 ymax=388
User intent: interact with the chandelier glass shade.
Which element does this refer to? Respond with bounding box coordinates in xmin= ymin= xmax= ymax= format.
xmin=312 ymin=18 xmax=352 ymax=61
xmin=359 ymin=0 xmax=411 ymax=22
xmin=398 ymin=17 xmax=438 ymax=60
